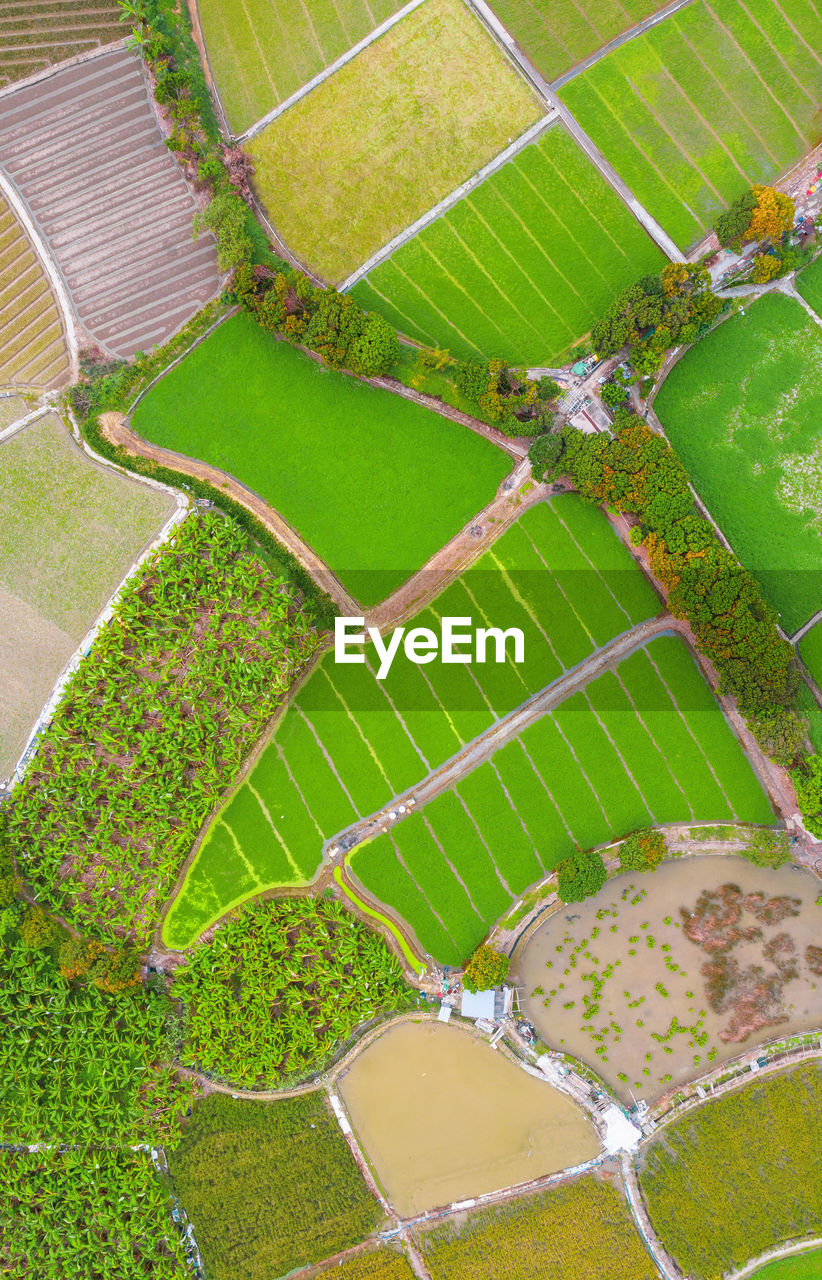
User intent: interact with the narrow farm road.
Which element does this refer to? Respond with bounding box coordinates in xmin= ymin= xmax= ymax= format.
xmin=620 ymin=1153 xmax=681 ymax=1280
xmin=98 ymin=411 xmax=361 ymax=615
xmin=461 ymin=0 xmax=685 ymax=262
xmin=792 ymin=606 xmax=822 ymax=645
xmin=727 ymin=1237 xmax=822 ymax=1280
xmin=551 ymin=0 xmax=697 ymax=90
xmin=329 ymin=614 xmax=683 ymax=857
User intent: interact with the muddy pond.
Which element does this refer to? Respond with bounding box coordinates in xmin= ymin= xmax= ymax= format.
xmin=337 ymin=1020 xmax=599 ymax=1215
xmin=514 ymin=856 xmax=822 ymax=1104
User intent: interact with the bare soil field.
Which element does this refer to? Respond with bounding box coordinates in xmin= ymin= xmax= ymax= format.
xmin=0 ymin=47 xmax=220 ymax=357
xmin=0 ymin=413 xmax=175 ymax=779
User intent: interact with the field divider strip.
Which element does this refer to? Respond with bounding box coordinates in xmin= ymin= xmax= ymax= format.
xmin=328 ymin=617 xmax=678 ymax=858
xmin=460 ymin=0 xmax=685 ymax=260
xmin=0 ymin=165 xmax=78 ymax=381
xmin=581 ymin=688 xmax=658 ymax=823
xmin=388 ymin=831 xmax=463 ymax=948
xmin=333 ymin=865 xmax=426 ymax=973
xmin=339 ymin=112 xmax=558 ymax=291
xmin=422 ymin=812 xmax=492 ymax=921
xmin=317 ymin=664 xmax=396 ymax=792
xmin=548 ymin=504 xmax=634 ymax=627
xmin=612 ymin=667 xmax=695 ymax=819
xmin=455 ymin=790 xmax=517 ymax=895
xmin=295 ymin=704 xmax=365 ymax=817
xmin=520 ymin=526 xmax=599 ymax=647
xmin=644 ymin=646 xmax=738 ymax=818
xmin=461 ymin=577 xmax=532 ymax=703
xmin=551 ymin=0 xmax=697 ymax=90
xmin=427 ymin=600 xmax=499 ymax=719
xmin=222 ymin=815 xmax=267 ymax=884
xmin=237 ymin=0 xmax=430 ymax=141
xmin=549 ymin=713 xmax=613 ymax=829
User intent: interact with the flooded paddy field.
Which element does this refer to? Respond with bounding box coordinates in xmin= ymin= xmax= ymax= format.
xmin=514 ymin=857 xmax=822 ymax=1104
xmin=337 ymin=1020 xmax=599 ymax=1215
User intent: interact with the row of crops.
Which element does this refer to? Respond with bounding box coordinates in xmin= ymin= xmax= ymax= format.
xmin=559 ymin=0 xmax=822 ymax=250
xmin=0 ymin=513 xmax=320 ymax=945
xmin=350 ymin=124 xmax=665 ymax=365
xmin=351 ymin=634 xmax=773 ymax=964
xmin=162 ymin=493 xmax=661 ymax=949
xmin=639 ymin=1062 xmax=822 ymax=1279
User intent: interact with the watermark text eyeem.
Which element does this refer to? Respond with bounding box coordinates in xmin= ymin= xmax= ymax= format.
xmin=335 ymin=616 xmax=525 ymax=680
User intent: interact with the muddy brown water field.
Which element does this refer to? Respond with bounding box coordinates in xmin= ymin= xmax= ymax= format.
xmin=514 ymin=857 xmax=822 ymax=1104
xmin=337 ymin=1020 xmax=599 ymax=1215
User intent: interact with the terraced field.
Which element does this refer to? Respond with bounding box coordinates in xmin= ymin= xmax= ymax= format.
xmin=246 ymin=0 xmax=542 ymax=283
xmin=350 ymin=124 xmax=664 ymax=364
xmin=198 ymin=0 xmax=407 ymax=134
xmin=0 ymin=47 xmax=220 ymax=357
xmin=0 ymin=192 xmax=69 ymax=389
xmin=162 ymin=494 xmax=661 ymax=949
xmin=0 ymin=0 xmax=121 ymax=89
xmin=351 ymin=634 xmax=772 ymax=964
xmin=559 ymin=0 xmax=822 ymax=249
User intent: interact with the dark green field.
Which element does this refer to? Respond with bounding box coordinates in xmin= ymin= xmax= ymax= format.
xmin=131 ymin=313 xmax=510 ymax=606
xmin=654 ymin=293 xmax=822 ymax=633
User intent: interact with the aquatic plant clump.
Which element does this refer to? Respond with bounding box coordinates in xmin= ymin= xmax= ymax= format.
xmin=1 ymin=513 xmax=320 ymax=944
xmin=174 ymin=897 xmax=415 ymax=1088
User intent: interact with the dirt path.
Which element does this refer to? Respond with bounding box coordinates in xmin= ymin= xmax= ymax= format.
xmin=461 ymin=0 xmax=684 ymax=263
xmin=551 ymin=0 xmax=697 ymax=90
xmin=99 ymin=397 xmax=531 ymax=632
xmin=330 ymin=614 xmax=686 ymax=859
xmin=99 ymin=411 xmax=362 ymax=615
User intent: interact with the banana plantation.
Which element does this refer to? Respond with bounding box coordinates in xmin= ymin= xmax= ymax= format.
xmin=1 ymin=513 xmax=320 ymax=945
xmin=174 ymin=897 xmax=415 ymax=1088
xmin=0 ymin=930 xmax=191 ymax=1146
xmin=1 ymin=1148 xmax=191 ymax=1280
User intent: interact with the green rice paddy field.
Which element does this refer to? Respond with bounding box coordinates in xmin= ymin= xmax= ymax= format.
xmin=797 ymin=255 xmax=822 ymax=317
xmin=350 ymin=634 xmax=772 ymax=964
xmin=749 ymin=1249 xmax=822 ymax=1280
xmin=248 ymin=0 xmax=541 ymax=283
xmin=559 ymin=0 xmax=822 ymax=249
xmin=350 ymin=124 xmax=665 ymax=364
xmin=130 ymin=312 xmax=510 ymax=607
xmin=800 ymin=621 xmax=822 ymax=687
xmin=162 ymin=494 xmax=661 ymax=949
xmin=198 ymin=0 xmax=405 ymax=134
xmin=654 ymin=292 xmax=822 ymax=633
xmin=489 ymin=0 xmax=665 ymax=85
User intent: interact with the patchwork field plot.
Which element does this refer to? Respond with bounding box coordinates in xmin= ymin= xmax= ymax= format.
xmin=246 ymin=0 xmax=542 ymax=282
xmin=199 ymin=0 xmax=406 ymax=134
xmin=0 ymin=192 xmax=69 ymax=389
xmin=169 ymin=1093 xmax=381 ymax=1280
xmin=351 ymin=635 xmax=772 ymax=964
xmin=749 ymin=1249 xmax=822 ymax=1280
xmin=415 ymin=1176 xmax=657 ymax=1280
xmin=800 ymin=621 xmax=822 ymax=687
xmin=655 ymin=292 xmax=822 ymax=632
xmin=0 ymin=47 xmax=220 ymax=357
xmin=162 ymin=494 xmax=660 ymax=949
xmin=640 ymin=1063 xmax=822 ymax=1279
xmin=0 ymin=412 xmax=174 ymax=781
xmin=351 ymin=124 xmax=665 ymax=364
xmin=797 ymin=255 xmax=822 ymax=317
xmin=0 ymin=0 xmax=121 ymax=89
xmin=3 ymin=515 xmax=319 ymax=944
xmin=489 ymin=0 xmax=667 ymax=84
xmin=131 ymin=311 xmax=510 ymax=606
xmin=559 ymin=0 xmax=822 ymax=249
xmin=316 ymin=1251 xmax=415 ymax=1280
